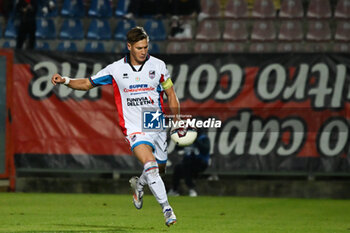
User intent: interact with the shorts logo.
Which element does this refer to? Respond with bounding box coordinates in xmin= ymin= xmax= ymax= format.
xmin=149 ymin=70 xmax=155 ymax=79
xmin=143 ymin=109 xmax=162 ymax=130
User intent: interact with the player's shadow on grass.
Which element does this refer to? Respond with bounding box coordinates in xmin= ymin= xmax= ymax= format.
xmin=56 ymin=223 xmax=161 ymax=232
xmin=12 ymin=224 xmax=166 ymax=233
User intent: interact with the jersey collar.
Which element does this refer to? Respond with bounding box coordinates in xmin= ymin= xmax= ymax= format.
xmin=124 ymin=53 xmax=150 ymax=72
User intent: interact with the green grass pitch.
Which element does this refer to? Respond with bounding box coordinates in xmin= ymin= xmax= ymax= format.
xmin=1 ymin=193 xmax=350 ymax=233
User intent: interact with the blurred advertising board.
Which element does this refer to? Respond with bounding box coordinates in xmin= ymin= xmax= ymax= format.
xmin=12 ymin=52 xmax=350 ymax=174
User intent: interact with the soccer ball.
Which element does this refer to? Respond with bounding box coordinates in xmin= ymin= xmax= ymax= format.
xmin=170 ymin=127 xmax=198 ymax=147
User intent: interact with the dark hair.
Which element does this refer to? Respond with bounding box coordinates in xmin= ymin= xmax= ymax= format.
xmin=127 ymin=26 xmax=149 ymax=44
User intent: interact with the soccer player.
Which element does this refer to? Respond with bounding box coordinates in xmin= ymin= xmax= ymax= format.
xmin=51 ymin=27 xmax=179 ymax=227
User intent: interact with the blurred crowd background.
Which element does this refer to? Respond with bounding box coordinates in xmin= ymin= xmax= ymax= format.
xmin=0 ymin=0 xmax=349 ymax=53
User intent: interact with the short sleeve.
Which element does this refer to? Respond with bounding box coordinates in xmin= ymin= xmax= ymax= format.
xmin=89 ymin=64 xmax=113 ymax=87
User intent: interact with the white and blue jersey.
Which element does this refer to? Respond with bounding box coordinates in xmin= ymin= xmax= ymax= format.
xmin=89 ymin=54 xmax=172 ymax=163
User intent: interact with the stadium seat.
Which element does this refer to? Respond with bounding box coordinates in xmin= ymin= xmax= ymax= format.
xmin=87 ymin=19 xmax=111 ymax=40
xmin=35 ymin=18 xmax=56 ymax=39
xmin=304 ymin=42 xmax=330 ymax=52
xmin=252 ymin=0 xmax=276 ymax=18
xmin=333 ymin=43 xmax=350 ymax=52
xmin=279 ymin=0 xmax=304 ymax=18
xmin=2 ymin=40 xmax=16 ymax=48
xmin=115 ymin=0 xmax=131 ymax=17
xmin=144 ymin=19 xmax=166 ymax=41
xmin=59 ymin=19 xmax=84 ymax=40
xmin=148 ymin=43 xmax=160 ymax=54
xmin=220 ymin=42 xmax=245 ymax=53
xmin=249 ymin=42 xmax=275 ymax=52
xmin=334 ymin=20 xmax=350 ymax=41
xmin=198 ymin=0 xmax=221 ymax=20
xmin=276 ymin=42 xmax=303 ymax=52
xmin=84 ymin=41 xmax=105 ymax=53
xmin=61 ymin=0 xmax=85 ymax=18
xmin=251 ymin=20 xmax=276 ymax=41
xmin=306 ymin=0 xmax=332 ymax=18
xmin=111 ymin=42 xmax=122 ymax=53
xmin=88 ymin=0 xmax=112 ymax=18
xmin=57 ymin=41 xmax=78 ymax=52
xmin=111 ymin=42 xmax=128 ymax=53
xmin=334 ymin=0 xmax=350 ymax=18
xmin=195 ymin=19 xmax=221 ymax=40
xmin=166 ymin=41 xmax=191 ymax=54
xmin=4 ymin=17 xmax=17 ymax=38
xmin=35 ymin=41 xmax=50 ymax=51
xmin=193 ymin=42 xmax=216 ymax=53
xmin=278 ymin=20 xmax=303 ymax=41
xmin=306 ymin=20 xmax=331 ymax=41
xmin=222 ymin=20 xmax=248 ymax=41
xmin=224 ymin=0 xmax=248 ymax=18
xmin=114 ymin=19 xmax=136 ymax=40
xmin=37 ymin=0 xmax=58 ymax=17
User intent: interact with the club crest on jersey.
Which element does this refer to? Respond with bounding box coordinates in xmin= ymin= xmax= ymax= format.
xmin=135 ymin=77 xmax=140 ymax=81
xmin=149 ymin=70 xmax=155 ymax=79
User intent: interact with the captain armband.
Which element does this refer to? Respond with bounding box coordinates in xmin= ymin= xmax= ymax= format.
xmin=161 ymin=78 xmax=173 ymax=90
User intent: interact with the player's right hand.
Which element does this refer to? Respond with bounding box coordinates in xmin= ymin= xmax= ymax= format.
xmin=51 ymin=73 xmax=64 ymax=85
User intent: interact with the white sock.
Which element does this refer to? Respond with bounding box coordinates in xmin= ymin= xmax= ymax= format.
xmin=142 ymin=160 xmax=168 ymax=205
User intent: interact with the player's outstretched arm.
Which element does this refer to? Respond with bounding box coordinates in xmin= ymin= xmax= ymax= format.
xmin=51 ymin=73 xmax=94 ymax=91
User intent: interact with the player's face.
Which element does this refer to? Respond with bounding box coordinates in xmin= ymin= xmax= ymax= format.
xmin=128 ymin=39 xmax=149 ymax=65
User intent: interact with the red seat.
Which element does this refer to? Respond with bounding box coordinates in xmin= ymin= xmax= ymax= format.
xmin=195 ymin=19 xmax=221 ymax=40
xmin=252 ymin=0 xmax=276 ymax=18
xmin=279 ymin=0 xmax=304 ymax=18
xmin=166 ymin=41 xmax=192 ymax=54
xmin=199 ymin=0 xmax=221 ymax=19
xmin=334 ymin=20 xmax=350 ymax=41
xmin=278 ymin=20 xmax=303 ymax=41
xmin=304 ymin=42 xmax=330 ymax=52
xmin=276 ymin=43 xmax=303 ymax=52
xmin=333 ymin=43 xmax=350 ymax=52
xmin=306 ymin=20 xmax=331 ymax=41
xmin=222 ymin=20 xmax=248 ymax=41
xmin=224 ymin=0 xmax=248 ymax=18
xmin=334 ymin=0 xmax=350 ymax=18
xmin=251 ymin=20 xmax=276 ymax=41
xmin=194 ymin=42 xmax=217 ymax=53
xmin=306 ymin=0 xmax=332 ymax=18
xmin=220 ymin=42 xmax=245 ymax=53
xmin=249 ymin=42 xmax=275 ymax=53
